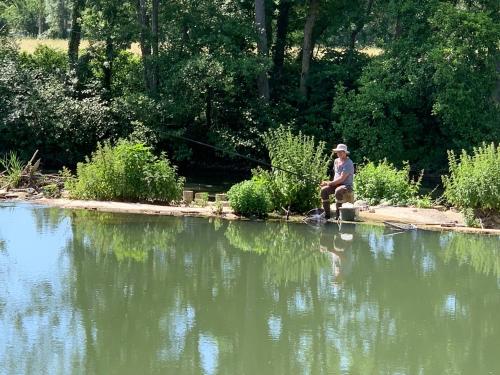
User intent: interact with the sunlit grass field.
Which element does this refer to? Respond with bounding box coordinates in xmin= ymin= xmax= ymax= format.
xmin=16 ymin=38 xmax=141 ymax=54
xmin=16 ymin=38 xmax=382 ymax=57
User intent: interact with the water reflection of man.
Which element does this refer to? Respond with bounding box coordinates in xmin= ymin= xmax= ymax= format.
xmin=319 ymin=225 xmax=355 ymax=282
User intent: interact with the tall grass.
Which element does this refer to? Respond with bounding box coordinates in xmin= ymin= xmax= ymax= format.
xmin=0 ymin=152 xmax=24 ymax=188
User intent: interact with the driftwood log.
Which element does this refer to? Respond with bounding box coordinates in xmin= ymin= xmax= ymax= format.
xmin=22 ymin=150 xmax=41 ymax=187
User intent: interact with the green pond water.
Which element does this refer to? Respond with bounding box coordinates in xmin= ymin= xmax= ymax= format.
xmin=0 ymin=203 xmax=499 ymax=375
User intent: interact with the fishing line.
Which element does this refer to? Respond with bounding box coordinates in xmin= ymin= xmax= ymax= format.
xmin=164 ymin=132 xmax=320 ymax=184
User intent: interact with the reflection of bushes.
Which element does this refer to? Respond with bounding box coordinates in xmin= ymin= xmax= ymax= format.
xmin=70 ymin=210 xmax=184 ymax=262
xmin=224 ymin=222 xmax=272 ymax=254
xmin=31 ymin=206 xmax=68 ymax=233
xmin=225 ymin=222 xmax=329 ymax=284
xmin=443 ymin=233 xmax=500 ymax=277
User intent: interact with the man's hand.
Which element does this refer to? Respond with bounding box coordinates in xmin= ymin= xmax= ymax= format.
xmin=320 ymin=181 xmax=336 ymax=188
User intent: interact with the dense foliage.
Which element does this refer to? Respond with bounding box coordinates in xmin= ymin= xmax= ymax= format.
xmin=227 ymin=178 xmax=272 ymax=218
xmin=0 ymin=40 xmax=119 ymax=166
xmin=442 ymin=143 xmax=500 ymax=214
xmin=1 ymin=0 xmax=498 ymax=174
xmin=66 ymin=140 xmax=184 ymax=203
xmin=333 ymin=2 xmax=499 ymax=171
xmin=262 ymin=126 xmax=329 ymax=213
xmin=354 ymin=160 xmax=422 ymax=206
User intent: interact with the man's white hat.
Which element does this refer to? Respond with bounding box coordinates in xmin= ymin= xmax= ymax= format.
xmin=333 ymin=144 xmax=349 ymax=154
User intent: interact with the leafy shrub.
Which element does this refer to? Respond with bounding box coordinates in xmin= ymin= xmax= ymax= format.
xmin=462 ymin=208 xmax=481 ymax=228
xmin=227 ymin=179 xmax=272 ymax=218
xmin=66 ymin=140 xmax=184 ymax=203
xmin=19 ymin=45 xmax=67 ymax=76
xmin=442 ymin=143 xmax=500 ymax=212
xmin=211 ymin=201 xmax=224 ymax=216
xmin=42 ymin=183 xmax=60 ymax=198
xmin=412 ymin=195 xmax=434 ymax=209
xmin=262 ymin=126 xmax=329 ymax=213
xmin=355 ymin=160 xmax=421 ymax=206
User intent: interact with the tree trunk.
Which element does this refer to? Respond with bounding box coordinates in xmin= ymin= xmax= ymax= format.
xmin=103 ymin=37 xmax=113 ymax=97
xmin=299 ymin=0 xmax=319 ymax=97
xmin=348 ymin=0 xmax=374 ymax=52
xmin=255 ymin=0 xmax=270 ymax=101
xmin=494 ymin=58 xmax=500 ymax=104
xmin=265 ymin=0 xmax=273 ymax=50
xmin=38 ymin=0 xmax=45 ymax=37
xmin=151 ymin=0 xmax=159 ymax=95
xmin=394 ymin=13 xmax=401 ymax=39
xmin=136 ymin=0 xmax=152 ymax=93
xmin=58 ymin=0 xmax=68 ymax=38
xmin=206 ymin=85 xmax=213 ymax=128
xmin=68 ymin=0 xmax=85 ymax=68
xmin=271 ymin=0 xmax=291 ymax=92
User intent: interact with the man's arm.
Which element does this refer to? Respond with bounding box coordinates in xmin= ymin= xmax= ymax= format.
xmin=328 ymin=171 xmax=350 ymax=187
xmin=320 ymin=171 xmax=350 ymax=187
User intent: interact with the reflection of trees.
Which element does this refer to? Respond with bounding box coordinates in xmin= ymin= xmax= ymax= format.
xmin=3 ymin=204 xmax=500 ymax=374
xmin=70 ymin=210 xmax=184 ymax=262
xmin=442 ymin=233 xmax=500 ymax=278
xmin=30 ymin=206 xmax=68 ymax=233
xmin=68 ymin=212 xmax=189 ymax=374
xmin=66 ymin=214 xmax=343 ymax=374
xmin=225 ymin=221 xmax=330 ymax=285
xmin=339 ymin=228 xmax=500 ymax=374
xmin=64 ymin=215 xmax=500 ymax=374
xmin=0 ymin=205 xmax=83 ymax=375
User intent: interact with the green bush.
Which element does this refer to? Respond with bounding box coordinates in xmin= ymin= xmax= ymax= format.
xmin=19 ymin=46 xmax=67 ymax=76
xmin=66 ymin=140 xmax=184 ymax=203
xmin=42 ymin=183 xmax=60 ymax=198
xmin=262 ymin=126 xmax=329 ymax=213
xmin=227 ymin=179 xmax=272 ymax=218
xmin=442 ymin=143 xmax=500 ymax=212
xmin=355 ymin=160 xmax=421 ymax=206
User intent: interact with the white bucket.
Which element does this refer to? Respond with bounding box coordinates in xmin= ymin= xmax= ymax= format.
xmin=339 ymin=207 xmax=358 ymax=221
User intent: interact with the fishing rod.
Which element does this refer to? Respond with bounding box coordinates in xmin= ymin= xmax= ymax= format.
xmin=163 ymin=131 xmax=321 ymax=184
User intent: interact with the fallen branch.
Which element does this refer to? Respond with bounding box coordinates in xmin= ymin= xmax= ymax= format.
xmin=26 ymin=149 xmax=39 ymax=169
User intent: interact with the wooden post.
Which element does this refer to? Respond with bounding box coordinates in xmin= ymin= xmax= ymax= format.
xmin=215 ymin=193 xmax=228 ymax=202
xmin=183 ymin=190 xmax=194 ymax=204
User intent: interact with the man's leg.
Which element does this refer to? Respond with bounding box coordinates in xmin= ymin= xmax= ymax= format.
xmin=334 ymin=185 xmax=348 ymax=220
xmin=320 ymin=185 xmax=335 ymax=219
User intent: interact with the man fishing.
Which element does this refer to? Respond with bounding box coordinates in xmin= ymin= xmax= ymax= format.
xmin=320 ymin=144 xmax=354 ymax=220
